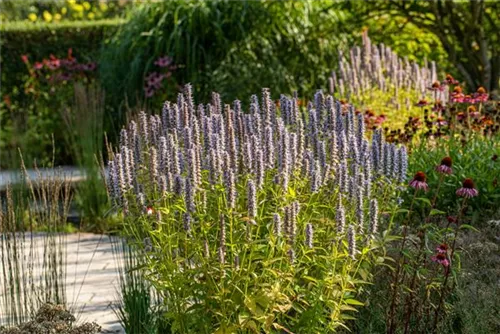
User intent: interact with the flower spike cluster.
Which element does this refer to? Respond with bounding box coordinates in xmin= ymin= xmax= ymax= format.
xmin=107 ymin=85 xmax=407 ymax=259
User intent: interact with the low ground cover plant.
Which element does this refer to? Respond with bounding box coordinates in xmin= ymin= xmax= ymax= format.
xmin=107 ymin=86 xmax=409 ymax=332
xmin=0 ymin=303 xmax=100 ymax=334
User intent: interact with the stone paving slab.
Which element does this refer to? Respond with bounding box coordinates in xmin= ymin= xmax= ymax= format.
xmin=0 ymin=233 xmax=124 ymax=333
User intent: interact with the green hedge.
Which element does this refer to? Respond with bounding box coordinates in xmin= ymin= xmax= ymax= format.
xmin=0 ymin=19 xmax=125 ymax=93
xmin=0 ymin=19 xmax=125 ymax=168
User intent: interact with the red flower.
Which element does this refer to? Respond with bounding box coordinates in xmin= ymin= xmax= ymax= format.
xmin=415 ymin=99 xmax=429 ymax=107
xmin=456 ymin=178 xmax=479 ymax=198
xmin=463 ymin=95 xmax=476 ymax=104
xmin=473 ymin=86 xmax=488 ymax=103
xmin=451 ymin=86 xmax=465 ymax=103
xmin=409 ymin=171 xmax=429 ymax=191
xmin=154 ymin=56 xmax=173 ymax=68
xmin=21 ymin=55 xmax=29 ymax=64
xmin=428 ymin=81 xmax=444 ymax=92
xmin=431 ymin=253 xmax=450 ymax=267
xmin=435 ymin=117 xmax=448 ymax=127
xmin=442 ymin=74 xmax=459 ymax=85
xmin=447 ymin=216 xmax=457 ymax=224
xmin=432 ymin=101 xmax=445 ymax=112
xmin=436 ymin=243 xmax=449 ymax=254
xmin=435 ymin=156 xmax=452 ymax=175
xmin=33 ymin=62 xmax=44 ymax=70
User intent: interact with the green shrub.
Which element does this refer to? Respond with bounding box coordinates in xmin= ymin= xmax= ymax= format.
xmin=107 ymin=86 xmax=408 ymax=332
xmin=0 ymin=19 xmax=124 ymax=91
xmin=0 ymin=19 xmax=123 ymax=167
xmin=99 ymin=1 xmax=351 ymax=115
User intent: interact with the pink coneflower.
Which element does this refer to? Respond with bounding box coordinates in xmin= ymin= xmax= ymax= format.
xmin=456 ymin=178 xmax=479 ymax=198
xmin=436 ymin=243 xmax=449 ymax=254
xmin=463 ymin=95 xmax=476 ymax=104
xmin=442 ymin=74 xmax=459 ymax=85
xmin=435 ymin=117 xmax=448 ymax=127
xmin=435 ymin=157 xmax=453 ymax=174
xmin=432 ymin=101 xmax=445 ymax=113
xmin=470 ymin=111 xmax=480 ymax=119
xmin=60 ymin=72 xmax=72 ymax=81
xmin=431 ymin=253 xmax=450 ymax=267
xmin=451 ymin=86 xmax=465 ymax=103
xmin=473 ymin=86 xmax=488 ymax=102
xmin=409 ymin=171 xmax=429 ymax=191
xmin=154 ymin=56 xmax=173 ymax=68
xmin=83 ymin=62 xmax=97 ymax=71
xmin=375 ymin=114 xmax=386 ymax=126
xmin=33 ymin=61 xmax=43 ymax=70
xmin=46 ymin=58 xmax=61 ymax=70
xmin=415 ymin=99 xmax=429 ymax=107
xmin=428 ymin=81 xmax=444 ymax=92
xmin=144 ymin=87 xmax=155 ymax=98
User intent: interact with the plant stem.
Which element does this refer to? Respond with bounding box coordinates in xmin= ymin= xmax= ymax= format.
xmin=431 ymin=197 xmax=467 ymax=333
xmin=402 ymin=173 xmax=445 ymax=333
xmin=387 ymin=188 xmax=418 ymax=334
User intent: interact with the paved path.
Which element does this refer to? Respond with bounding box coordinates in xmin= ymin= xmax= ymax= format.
xmin=0 ymin=233 xmax=124 ymax=333
xmin=0 ymin=166 xmax=88 ymax=191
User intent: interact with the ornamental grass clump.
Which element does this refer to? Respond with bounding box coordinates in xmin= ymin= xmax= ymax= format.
xmin=107 ymin=85 xmax=408 ymax=333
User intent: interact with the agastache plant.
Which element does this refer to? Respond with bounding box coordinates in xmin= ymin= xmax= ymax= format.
xmin=107 ymin=85 xmax=407 ymax=333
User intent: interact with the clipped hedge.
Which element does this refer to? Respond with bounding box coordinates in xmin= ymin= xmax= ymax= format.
xmin=0 ymin=19 xmax=125 ymax=168
xmin=0 ymin=19 xmax=125 ymax=93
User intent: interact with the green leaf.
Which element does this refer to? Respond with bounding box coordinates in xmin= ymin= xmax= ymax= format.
xmin=340 ymin=314 xmax=357 ymax=320
xmin=245 ymin=296 xmax=257 ymax=315
xmin=430 ymin=209 xmax=446 ymax=216
xmin=459 ymin=224 xmax=478 ymax=232
xmin=416 ymin=197 xmax=432 ymax=207
xmin=340 ymin=304 xmax=359 ymax=312
xmin=344 ymin=298 xmax=364 ymax=306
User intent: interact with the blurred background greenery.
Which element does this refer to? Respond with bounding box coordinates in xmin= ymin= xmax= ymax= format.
xmin=0 ymin=0 xmax=498 ymax=169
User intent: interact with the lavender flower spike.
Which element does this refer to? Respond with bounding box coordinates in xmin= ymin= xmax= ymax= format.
xmin=305 ymin=223 xmax=314 ymax=249
xmin=247 ymin=179 xmax=257 ymax=220
xmin=347 ymin=225 xmax=356 ymax=259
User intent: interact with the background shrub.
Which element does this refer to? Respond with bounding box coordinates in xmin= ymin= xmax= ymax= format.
xmin=0 ymin=19 xmax=123 ymax=167
xmin=99 ymin=1 xmax=351 ymax=112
